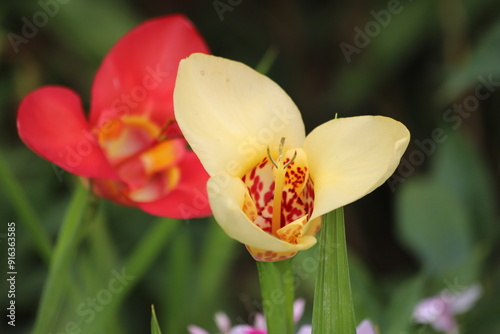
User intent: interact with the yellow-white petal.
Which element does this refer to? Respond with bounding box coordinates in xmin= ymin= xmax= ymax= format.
xmin=303 ymin=115 xmax=410 ymax=220
xmin=207 ymin=173 xmax=316 ymax=252
xmin=174 ymin=53 xmax=306 ymax=178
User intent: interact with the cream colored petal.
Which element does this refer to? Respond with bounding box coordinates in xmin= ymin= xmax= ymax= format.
xmin=174 ymin=53 xmax=306 ymax=178
xmin=302 ymin=216 xmax=322 ymax=237
xmin=303 ymin=116 xmax=410 ymax=220
xmin=207 ymin=173 xmax=314 ymax=252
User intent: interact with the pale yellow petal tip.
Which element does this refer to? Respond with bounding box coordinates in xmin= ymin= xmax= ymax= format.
xmin=177 ymin=53 xmax=213 ymax=83
xmin=397 ymin=125 xmax=411 ymax=150
xmin=178 ymin=53 xmax=227 ymax=74
xmin=180 ymin=52 xmax=206 ymax=63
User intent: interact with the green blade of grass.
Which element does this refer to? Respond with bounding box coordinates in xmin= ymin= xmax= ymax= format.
xmin=255 ymin=45 xmax=279 ymax=75
xmin=122 ymin=218 xmax=179 ymax=297
xmin=151 ymin=305 xmax=163 ymax=334
xmin=87 ymin=203 xmax=118 ymax=273
xmin=93 ymin=217 xmax=180 ymax=325
xmin=312 ymin=207 xmax=356 ymax=334
xmin=257 ymin=258 xmax=295 ymax=334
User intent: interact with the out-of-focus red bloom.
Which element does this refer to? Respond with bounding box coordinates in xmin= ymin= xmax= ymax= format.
xmin=17 ymin=15 xmax=211 ymax=219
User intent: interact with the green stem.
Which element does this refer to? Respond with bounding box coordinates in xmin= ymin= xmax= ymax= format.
xmin=257 ymin=259 xmax=295 ymax=334
xmin=32 ymin=184 xmax=88 ymax=334
xmin=312 ymin=207 xmax=356 ymax=334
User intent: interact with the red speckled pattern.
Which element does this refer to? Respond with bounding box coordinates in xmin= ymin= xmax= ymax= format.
xmin=241 ymin=150 xmax=316 ymax=261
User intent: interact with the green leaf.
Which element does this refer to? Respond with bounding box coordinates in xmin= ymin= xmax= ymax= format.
xmin=396 ymin=177 xmax=473 ymax=276
xmin=86 ymin=205 xmax=119 ymax=277
xmin=85 ymin=217 xmax=180 ymax=331
xmin=329 ymin=0 xmax=436 ymax=110
xmin=105 ymin=218 xmax=180 ymax=310
xmin=383 ymin=274 xmax=426 ymax=334
xmin=151 ymin=305 xmax=163 ymax=334
xmin=32 ymin=184 xmax=88 ymax=334
xmin=123 ymin=217 xmax=179 ymax=289
xmin=193 ymin=218 xmax=238 ymax=321
xmin=49 ymin=0 xmax=140 ymax=61
xmin=312 ymin=207 xmax=356 ymax=334
xmin=257 ymin=258 xmax=295 ymax=334
xmin=439 ymin=19 xmax=500 ymax=102
xmin=349 ymin=256 xmax=382 ymax=325
xmin=465 ymin=268 xmax=500 ymax=333
xmin=163 ymin=227 xmax=193 ymax=334
xmin=329 ymin=0 xmax=498 ymax=110
xmin=431 ymin=131 xmax=497 ymax=243
xmin=74 ymin=203 xmax=124 ymax=333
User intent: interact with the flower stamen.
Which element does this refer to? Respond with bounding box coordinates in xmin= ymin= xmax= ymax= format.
xmin=283 ymin=151 xmax=297 ymax=169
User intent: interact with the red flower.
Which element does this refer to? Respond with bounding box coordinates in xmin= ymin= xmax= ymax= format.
xmin=17 ymin=15 xmax=211 ymax=219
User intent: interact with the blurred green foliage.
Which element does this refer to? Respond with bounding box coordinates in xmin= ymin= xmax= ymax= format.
xmin=1 ymin=0 xmax=500 ymax=333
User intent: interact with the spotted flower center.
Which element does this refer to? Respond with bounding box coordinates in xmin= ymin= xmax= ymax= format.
xmin=241 ymin=139 xmax=315 ymax=253
xmin=94 ymin=115 xmax=185 ymax=203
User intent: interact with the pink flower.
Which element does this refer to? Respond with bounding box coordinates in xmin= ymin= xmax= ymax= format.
xmin=188 ymin=299 xmax=377 ymax=334
xmin=413 ymin=284 xmax=482 ymax=333
xmin=188 ymin=299 xmax=307 ymax=334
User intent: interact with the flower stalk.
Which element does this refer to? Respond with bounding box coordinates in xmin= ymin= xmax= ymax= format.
xmin=257 ymin=259 xmax=295 ymax=334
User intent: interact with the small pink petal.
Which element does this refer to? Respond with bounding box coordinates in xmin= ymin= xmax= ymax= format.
xmin=253 ymin=313 xmax=266 ymax=330
xmin=450 ymin=284 xmax=482 ymax=315
xmin=215 ymin=311 xmax=231 ymax=333
xmin=187 ymin=325 xmax=210 ymax=334
xmin=413 ymin=295 xmax=447 ymax=324
xmin=356 ymin=319 xmax=376 ymax=334
xmin=431 ymin=311 xmax=457 ymax=332
xmin=228 ymin=325 xmax=256 ymax=334
xmin=293 ymin=298 xmax=306 ymax=323
xmin=297 ymin=324 xmax=312 ymax=334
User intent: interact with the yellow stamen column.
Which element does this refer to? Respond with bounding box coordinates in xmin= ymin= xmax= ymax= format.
xmin=268 ymin=138 xmax=297 ymax=237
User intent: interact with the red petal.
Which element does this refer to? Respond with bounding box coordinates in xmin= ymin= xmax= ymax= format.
xmin=17 ymin=86 xmax=118 ymax=179
xmin=139 ymin=151 xmax=211 ymax=219
xmin=90 ymin=14 xmax=209 ymax=129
